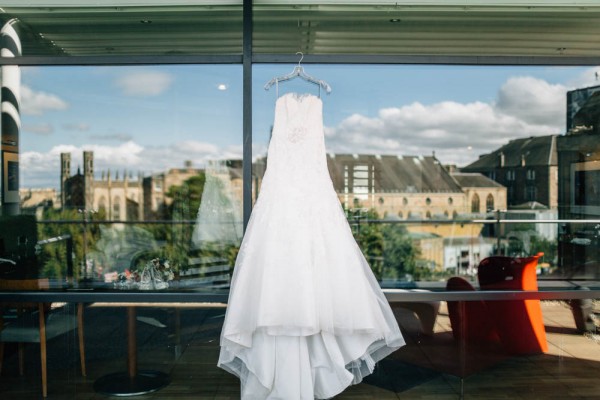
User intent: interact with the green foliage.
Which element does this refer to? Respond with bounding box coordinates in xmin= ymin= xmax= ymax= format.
xmin=350 ymin=208 xmax=384 ymax=278
xmin=349 ymin=206 xmax=421 ymax=282
xmin=158 ymin=173 xmax=208 ymax=270
xmin=35 ymin=170 xmax=244 ymax=286
xmin=37 ymin=208 xmax=102 ymax=280
xmin=166 ymin=174 xmax=206 ymax=220
xmin=529 ymin=235 xmax=558 ymax=266
xmin=381 ymin=224 xmax=420 ymax=280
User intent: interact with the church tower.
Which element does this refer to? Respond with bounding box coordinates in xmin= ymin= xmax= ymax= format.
xmin=60 ymin=152 xmax=71 ymax=208
xmin=83 ymin=151 xmax=94 ymax=210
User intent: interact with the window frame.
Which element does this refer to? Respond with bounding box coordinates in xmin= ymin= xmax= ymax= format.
xmin=2 ymin=0 xmax=600 ymax=303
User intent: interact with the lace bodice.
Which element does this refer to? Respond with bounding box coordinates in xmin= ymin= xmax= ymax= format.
xmin=260 ymin=93 xmax=331 ymax=195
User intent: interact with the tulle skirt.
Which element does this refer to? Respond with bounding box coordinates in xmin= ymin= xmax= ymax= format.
xmin=218 ymin=182 xmax=405 ymax=399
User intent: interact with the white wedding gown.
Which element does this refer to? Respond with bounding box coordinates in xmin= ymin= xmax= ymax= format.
xmin=218 ymin=93 xmax=405 ymax=399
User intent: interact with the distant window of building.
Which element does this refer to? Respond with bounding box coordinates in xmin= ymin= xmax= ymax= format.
xmin=448 ymin=197 xmax=453 ymax=205
xmin=426 ymin=211 xmax=432 ymax=219
xmin=471 ymin=193 xmax=480 ymax=213
xmin=398 ymin=211 xmax=403 ymax=219
xmin=426 ymin=197 xmax=431 ymax=205
xmin=402 ymin=197 xmax=408 ymax=206
xmin=526 ymin=186 xmax=537 ymax=201
xmin=378 ymin=197 xmax=384 ymax=205
xmin=444 ymin=210 xmax=449 ymax=218
xmin=489 ymin=171 xmax=496 ymax=180
xmin=113 ymin=196 xmax=121 ymax=220
xmin=527 ymin=169 xmax=536 ymax=180
xmin=154 ymin=181 xmax=162 ymax=191
xmin=352 ymin=164 xmax=370 ymax=194
xmin=486 ymin=194 xmax=495 ymax=211
xmin=506 ymin=170 xmax=515 ymax=181
xmin=452 ymin=210 xmax=458 ymax=219
xmin=343 ymin=165 xmax=349 ymax=194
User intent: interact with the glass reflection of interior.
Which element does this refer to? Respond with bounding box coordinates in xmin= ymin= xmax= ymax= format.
xmin=1 ymin=64 xmax=243 ymax=289
xmin=1 ymin=2 xmax=600 ymax=399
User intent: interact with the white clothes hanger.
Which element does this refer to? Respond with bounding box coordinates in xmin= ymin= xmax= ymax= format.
xmin=264 ymin=52 xmax=332 ymax=98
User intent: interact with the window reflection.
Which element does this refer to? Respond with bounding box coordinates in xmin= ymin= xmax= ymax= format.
xmin=0 ymin=64 xmax=242 ymax=287
xmin=252 ymin=64 xmax=600 ymax=284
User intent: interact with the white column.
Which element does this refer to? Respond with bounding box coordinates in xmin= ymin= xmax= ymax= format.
xmin=1 ymin=19 xmax=21 ymax=215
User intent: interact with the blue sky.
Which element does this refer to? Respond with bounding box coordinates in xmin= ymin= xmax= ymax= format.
xmin=17 ymin=63 xmax=600 ymax=188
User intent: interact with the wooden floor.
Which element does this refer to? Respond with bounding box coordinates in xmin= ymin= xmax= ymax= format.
xmin=0 ymin=301 xmax=598 ymax=399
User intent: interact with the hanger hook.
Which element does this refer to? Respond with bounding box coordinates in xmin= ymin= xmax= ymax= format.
xmin=296 ymin=51 xmax=304 ymax=67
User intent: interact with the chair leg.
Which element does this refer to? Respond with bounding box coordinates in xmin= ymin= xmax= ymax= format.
xmin=39 ymin=304 xmax=48 ymax=398
xmin=0 ymin=318 xmax=3 ymax=376
xmin=77 ymin=303 xmax=86 ymax=377
xmin=18 ymin=342 xmax=24 ymax=376
xmin=0 ymin=342 xmax=4 ymax=376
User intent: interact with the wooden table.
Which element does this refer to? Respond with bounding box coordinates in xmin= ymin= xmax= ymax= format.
xmin=91 ymin=304 xmax=170 ymax=396
xmin=91 ymin=302 xmax=226 ymax=396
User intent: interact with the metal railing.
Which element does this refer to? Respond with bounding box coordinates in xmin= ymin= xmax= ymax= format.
xmin=1 ymin=215 xmax=597 ymax=303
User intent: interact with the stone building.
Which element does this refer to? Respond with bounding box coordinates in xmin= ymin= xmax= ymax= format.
xmin=325 ymin=154 xmax=505 ymax=219
xmin=324 ymin=154 xmax=505 ymax=271
xmin=61 ymin=151 xmax=144 ymax=221
xmin=142 ymin=160 xmax=204 ymax=220
xmin=19 ymin=188 xmax=59 ymax=219
xmin=60 ymin=152 xmax=243 ymax=222
xmin=461 ymin=135 xmax=559 ymax=210
xmin=450 ymin=172 xmax=507 ymax=215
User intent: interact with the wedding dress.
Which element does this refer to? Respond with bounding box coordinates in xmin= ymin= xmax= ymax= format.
xmin=192 ymin=160 xmax=243 ymax=248
xmin=218 ymin=92 xmax=405 ymax=399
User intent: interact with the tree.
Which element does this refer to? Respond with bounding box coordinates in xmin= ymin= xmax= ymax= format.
xmin=381 ymin=224 xmax=420 ymax=281
xmin=349 ymin=208 xmax=383 ymax=278
xmin=165 ymin=173 xmax=206 ymax=220
xmin=348 ymin=206 xmax=420 ymax=282
xmin=37 ymin=208 xmax=102 ymax=280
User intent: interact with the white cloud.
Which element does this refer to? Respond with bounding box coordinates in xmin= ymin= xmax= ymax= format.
xmin=83 ymin=141 xmax=145 ymax=167
xmin=326 ymin=76 xmax=567 ymax=167
xmin=495 ymin=76 xmax=566 ymax=127
xmin=115 ymin=71 xmax=174 ymax=97
xmin=20 ymin=85 xmax=68 ymax=116
xmin=20 ymin=140 xmax=242 ymax=189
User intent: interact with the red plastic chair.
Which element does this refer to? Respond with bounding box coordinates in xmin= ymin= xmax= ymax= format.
xmin=477 ymin=253 xmax=548 ymax=355
xmin=446 ymin=277 xmax=499 ymax=344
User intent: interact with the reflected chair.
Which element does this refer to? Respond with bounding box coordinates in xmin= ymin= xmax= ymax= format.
xmin=477 ymin=252 xmax=548 ymax=354
xmin=0 ymin=278 xmax=86 ymax=398
xmin=446 ymin=277 xmax=499 ymax=344
xmin=0 ymin=214 xmax=74 ymax=280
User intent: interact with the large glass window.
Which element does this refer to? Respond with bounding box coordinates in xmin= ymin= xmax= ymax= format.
xmin=1 ymin=64 xmax=242 ymax=287
xmin=2 ymin=2 xmax=600 ymax=399
xmin=253 ymin=63 xmax=600 ymax=285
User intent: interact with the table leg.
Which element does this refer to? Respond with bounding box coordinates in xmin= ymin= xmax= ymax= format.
xmin=94 ymin=307 xmax=170 ymax=396
xmin=128 ymin=307 xmax=137 ymax=377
